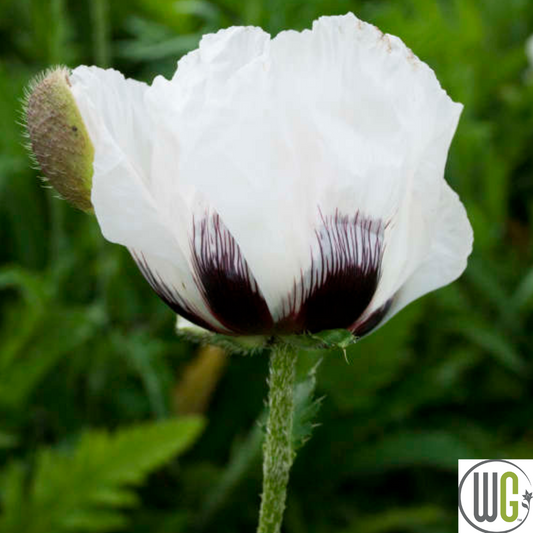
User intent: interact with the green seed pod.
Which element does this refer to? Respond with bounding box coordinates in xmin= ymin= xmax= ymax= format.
xmin=24 ymin=67 xmax=94 ymax=212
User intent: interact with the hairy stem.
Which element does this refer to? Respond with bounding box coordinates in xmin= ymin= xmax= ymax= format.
xmin=257 ymin=343 xmax=297 ymax=533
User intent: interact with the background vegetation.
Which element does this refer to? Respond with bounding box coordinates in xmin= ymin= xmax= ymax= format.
xmin=1 ymin=0 xmax=533 ymax=531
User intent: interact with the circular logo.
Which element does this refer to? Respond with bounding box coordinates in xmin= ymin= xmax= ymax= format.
xmin=459 ymin=460 xmax=532 ymax=533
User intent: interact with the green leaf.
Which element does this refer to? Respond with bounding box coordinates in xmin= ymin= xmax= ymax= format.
xmin=0 ymin=305 xmax=105 ymax=407
xmin=511 ymin=266 xmax=533 ymax=312
xmin=0 ymin=462 xmax=27 ymax=532
xmin=0 ymin=418 xmax=205 ymax=533
xmin=112 ymin=331 xmax=170 ymax=418
xmin=0 ymin=267 xmax=48 ymax=369
xmin=292 ymin=361 xmax=323 ymax=451
xmin=452 ymin=318 xmax=527 ymax=374
xmin=343 ymin=505 xmax=447 ymax=533
xmin=198 ymin=424 xmax=264 ymax=528
xmin=350 ymin=430 xmax=476 ymax=474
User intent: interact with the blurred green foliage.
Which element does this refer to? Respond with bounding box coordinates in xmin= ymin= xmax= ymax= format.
xmin=1 ymin=0 xmax=533 ymax=531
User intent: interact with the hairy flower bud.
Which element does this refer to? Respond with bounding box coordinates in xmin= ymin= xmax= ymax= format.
xmin=24 ymin=67 xmax=94 ymax=212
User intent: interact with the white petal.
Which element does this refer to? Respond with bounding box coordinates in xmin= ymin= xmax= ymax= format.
xmin=146 ymin=26 xmax=312 ymax=318
xmin=70 ymin=67 xmax=172 ymax=260
xmin=70 ymin=66 xmax=151 ymax=186
xmin=144 ymin=14 xmax=466 ymax=321
xmin=367 ymin=91 xmax=464 ymax=316
xmin=176 ymin=316 xmax=211 ymax=336
xmin=70 ymin=66 xmax=209 ymax=318
xmin=383 ymin=181 xmax=472 ymax=325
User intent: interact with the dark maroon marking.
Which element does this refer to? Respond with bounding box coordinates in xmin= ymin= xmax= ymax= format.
xmin=190 ymin=212 xmax=274 ymax=335
xmin=131 ymin=251 xmax=223 ymax=333
xmin=277 ymin=210 xmax=385 ymax=334
xmin=351 ymin=298 xmax=393 ymax=337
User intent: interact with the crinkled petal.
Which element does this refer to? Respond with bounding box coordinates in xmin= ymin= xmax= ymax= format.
xmin=367 ymin=88 xmax=464 ymax=317
xmin=70 ymin=66 xmax=174 ymax=260
xmin=70 ymin=66 xmax=213 ymax=321
xmin=144 ymin=14 xmax=467 ymax=326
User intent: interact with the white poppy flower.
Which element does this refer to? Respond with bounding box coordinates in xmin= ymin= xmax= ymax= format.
xmin=47 ymin=13 xmax=474 ymax=336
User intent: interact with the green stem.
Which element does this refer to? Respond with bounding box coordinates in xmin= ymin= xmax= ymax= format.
xmin=257 ymin=342 xmax=297 ymax=533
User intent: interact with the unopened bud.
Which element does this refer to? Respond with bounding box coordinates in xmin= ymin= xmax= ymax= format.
xmin=24 ymin=67 xmax=94 ymax=212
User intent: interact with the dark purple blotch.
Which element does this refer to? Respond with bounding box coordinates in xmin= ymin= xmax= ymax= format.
xmin=278 ymin=210 xmax=385 ymax=334
xmin=134 ymin=209 xmax=390 ymax=337
xmin=190 ymin=213 xmax=274 ymax=335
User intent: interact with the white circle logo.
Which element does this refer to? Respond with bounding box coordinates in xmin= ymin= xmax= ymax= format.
xmin=459 ymin=460 xmax=532 ymax=533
